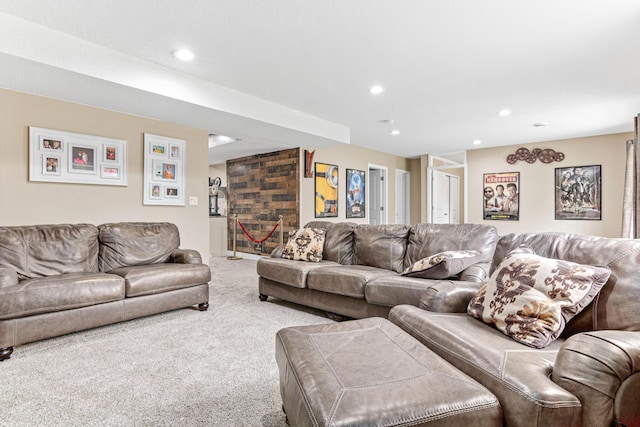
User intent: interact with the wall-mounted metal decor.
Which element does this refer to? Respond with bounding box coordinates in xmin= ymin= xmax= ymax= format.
xmin=506 ymin=147 xmax=564 ymax=164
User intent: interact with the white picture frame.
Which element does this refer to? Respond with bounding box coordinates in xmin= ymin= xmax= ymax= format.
xmin=29 ymin=127 xmax=127 ymax=186
xmin=143 ymin=133 xmax=186 ymax=206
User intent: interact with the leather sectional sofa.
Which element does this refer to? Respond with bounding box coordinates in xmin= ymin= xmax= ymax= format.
xmin=257 ymin=221 xmax=499 ymax=319
xmin=0 ymin=222 xmax=211 ymax=361
xmin=262 ymin=222 xmax=640 ymax=426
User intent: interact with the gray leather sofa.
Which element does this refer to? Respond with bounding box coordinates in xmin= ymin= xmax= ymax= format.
xmin=390 ymin=232 xmax=640 ymax=426
xmin=0 ymin=222 xmax=211 ymax=361
xmin=257 ymin=221 xmax=499 ymax=319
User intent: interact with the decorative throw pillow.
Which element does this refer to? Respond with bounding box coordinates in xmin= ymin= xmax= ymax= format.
xmin=281 ymin=228 xmax=326 ymax=262
xmin=467 ymin=245 xmax=611 ymax=348
xmin=401 ymin=250 xmax=482 ymax=280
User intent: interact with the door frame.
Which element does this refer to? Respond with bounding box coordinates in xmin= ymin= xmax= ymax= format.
xmin=395 ymin=168 xmax=411 ymax=224
xmin=426 ymin=152 xmax=467 ymax=223
xmin=368 ymin=164 xmax=388 ymax=225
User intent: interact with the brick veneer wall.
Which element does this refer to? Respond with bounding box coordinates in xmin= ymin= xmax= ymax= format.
xmin=226 ymin=148 xmax=299 ymax=255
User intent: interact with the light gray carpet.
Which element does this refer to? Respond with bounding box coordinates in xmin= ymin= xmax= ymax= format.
xmin=0 ymin=257 xmax=333 ymax=426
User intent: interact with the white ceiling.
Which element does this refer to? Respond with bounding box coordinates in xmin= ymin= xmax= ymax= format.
xmin=1 ymin=1 xmax=639 ymax=165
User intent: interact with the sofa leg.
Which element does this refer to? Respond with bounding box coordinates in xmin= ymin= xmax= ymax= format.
xmin=197 ymin=302 xmax=209 ymax=311
xmin=0 ymin=347 xmax=13 ymax=361
xmin=259 ymin=294 xmax=268 ymax=301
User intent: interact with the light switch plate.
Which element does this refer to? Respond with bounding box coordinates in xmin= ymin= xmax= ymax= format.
xmin=189 ymin=196 xmax=198 ymax=206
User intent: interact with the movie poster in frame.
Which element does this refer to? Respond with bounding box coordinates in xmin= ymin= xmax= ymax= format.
xmin=483 ymin=172 xmax=520 ymax=220
xmin=314 ymin=162 xmax=338 ymax=218
xmin=346 ymin=168 xmax=365 ymax=218
xmin=143 ymin=133 xmax=186 ymax=206
xmin=555 ymin=165 xmax=601 ymax=220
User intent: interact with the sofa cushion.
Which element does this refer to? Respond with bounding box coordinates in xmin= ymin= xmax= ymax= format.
xmin=257 ymin=257 xmax=340 ymax=288
xmin=109 ymin=263 xmax=211 ymax=297
xmin=98 ymin=222 xmax=180 ymax=272
xmin=307 ymin=265 xmax=396 ymax=298
xmin=354 ymin=224 xmax=410 ymax=273
xmin=282 ymin=228 xmax=325 ymax=262
xmin=401 ymin=250 xmax=482 ymax=280
xmin=0 ymin=224 xmax=99 ymax=280
xmin=0 ymin=267 xmax=18 ymax=288
xmin=0 ymin=272 xmax=125 ymax=320
xmin=404 ymin=223 xmax=498 ymax=271
xmin=389 ymin=305 xmax=581 ymax=426
xmin=469 ymin=245 xmax=610 ymax=348
xmin=365 ymin=275 xmax=441 ymax=307
xmin=304 ymin=221 xmax=356 ymax=264
xmin=492 ymin=232 xmax=640 ymax=334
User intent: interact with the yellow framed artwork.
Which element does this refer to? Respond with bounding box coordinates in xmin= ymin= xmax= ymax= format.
xmin=314 ymin=162 xmax=338 ymax=217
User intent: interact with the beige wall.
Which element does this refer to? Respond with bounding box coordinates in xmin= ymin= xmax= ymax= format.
xmin=467 ymin=132 xmax=631 ymax=237
xmin=300 ymin=144 xmax=413 ymax=226
xmin=1 ymin=88 xmax=211 ymax=260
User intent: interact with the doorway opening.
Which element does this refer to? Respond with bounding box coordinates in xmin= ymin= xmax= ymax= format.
xmin=427 ymin=152 xmax=466 ymax=224
xmin=368 ymin=164 xmax=388 ymax=225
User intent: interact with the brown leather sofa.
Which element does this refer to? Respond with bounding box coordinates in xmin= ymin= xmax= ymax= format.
xmin=0 ymin=222 xmax=211 ymax=361
xmin=257 ymin=221 xmax=499 ymax=319
xmin=390 ymin=232 xmax=640 ymax=426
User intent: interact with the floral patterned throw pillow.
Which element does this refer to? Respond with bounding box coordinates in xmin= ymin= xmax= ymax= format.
xmin=281 ymin=228 xmax=326 ymax=262
xmin=401 ymin=250 xmax=482 ymax=280
xmin=467 ymin=245 xmax=611 ymax=348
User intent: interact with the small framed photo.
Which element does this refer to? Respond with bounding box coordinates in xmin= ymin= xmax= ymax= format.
xmin=165 ymin=186 xmax=180 ymax=198
xmin=68 ymin=145 xmax=97 ymax=174
xmin=555 ymin=165 xmax=602 ymax=220
xmin=149 ymin=143 xmax=167 ymax=156
xmin=169 ymin=144 xmax=181 ymax=159
xmin=40 ymin=136 xmax=63 ymax=151
xmin=152 ymin=160 xmax=177 ymax=181
xmin=149 ymin=183 xmax=162 ymax=199
xmin=100 ymin=165 xmax=120 ymax=179
xmin=103 ymin=145 xmax=118 ymax=162
xmin=42 ymin=154 xmax=61 ymax=175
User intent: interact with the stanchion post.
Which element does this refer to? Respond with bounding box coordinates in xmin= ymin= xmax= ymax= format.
xmin=279 ymin=215 xmax=284 ymax=247
xmin=227 ymin=213 xmax=242 ymax=260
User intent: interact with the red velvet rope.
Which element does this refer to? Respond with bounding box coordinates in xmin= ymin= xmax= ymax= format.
xmin=237 ymin=220 xmax=280 ymax=244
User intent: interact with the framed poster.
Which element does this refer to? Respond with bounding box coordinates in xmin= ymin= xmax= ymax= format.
xmin=314 ymin=162 xmax=338 ymax=218
xmin=29 ymin=127 xmax=127 ymax=186
xmin=143 ymin=133 xmax=186 ymax=206
xmin=555 ymin=165 xmax=601 ymax=220
xmin=483 ymin=172 xmax=520 ymax=220
xmin=346 ymin=168 xmax=365 ymax=218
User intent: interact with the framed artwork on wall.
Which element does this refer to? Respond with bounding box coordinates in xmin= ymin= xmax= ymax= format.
xmin=29 ymin=127 xmax=127 ymax=186
xmin=346 ymin=168 xmax=365 ymax=218
xmin=143 ymin=133 xmax=186 ymax=206
xmin=483 ymin=172 xmax=520 ymax=220
xmin=555 ymin=165 xmax=601 ymax=220
xmin=314 ymin=162 xmax=338 ymax=218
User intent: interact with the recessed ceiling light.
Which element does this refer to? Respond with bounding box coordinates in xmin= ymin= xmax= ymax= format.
xmin=532 ymin=122 xmax=549 ymax=127
xmin=497 ymin=109 xmax=512 ymax=117
xmin=378 ymin=119 xmax=394 ymax=124
xmin=208 ymin=134 xmax=240 ymax=148
xmin=390 ymin=129 xmax=400 ymax=135
xmin=173 ymin=49 xmax=195 ymax=61
xmin=369 ymin=85 xmax=384 ymax=95
xmin=473 ymin=140 xmax=482 ymax=145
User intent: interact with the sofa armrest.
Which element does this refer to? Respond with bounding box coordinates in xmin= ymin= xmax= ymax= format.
xmin=418 ymin=280 xmax=483 ymax=313
xmin=170 ymin=248 xmax=203 ymax=264
xmin=270 ymin=245 xmax=285 ymax=258
xmin=0 ymin=267 xmax=18 ymax=288
xmin=551 ymin=330 xmax=640 ymax=426
xmin=459 ymin=262 xmax=489 ymax=283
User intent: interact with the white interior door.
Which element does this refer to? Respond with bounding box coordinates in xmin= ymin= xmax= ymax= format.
xmin=431 ymin=170 xmax=460 ymax=224
xmin=368 ymin=166 xmax=387 ymax=225
xmin=395 ymin=169 xmax=410 ymax=224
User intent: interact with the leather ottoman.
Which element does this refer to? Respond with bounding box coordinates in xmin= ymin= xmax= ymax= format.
xmin=275 ymin=317 xmax=502 ymax=427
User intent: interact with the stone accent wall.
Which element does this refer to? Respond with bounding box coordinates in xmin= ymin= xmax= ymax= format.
xmin=226 ymin=148 xmax=299 ymax=255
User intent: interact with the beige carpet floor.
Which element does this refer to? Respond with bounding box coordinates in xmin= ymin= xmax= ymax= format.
xmin=0 ymin=257 xmax=333 ymax=426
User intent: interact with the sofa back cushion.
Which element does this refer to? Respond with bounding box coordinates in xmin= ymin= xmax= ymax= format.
xmin=98 ymin=222 xmax=180 ymax=272
xmin=304 ymin=221 xmax=357 ymax=264
xmin=354 ymin=224 xmax=410 ymax=273
xmin=492 ymin=232 xmax=640 ymax=334
xmin=0 ymin=224 xmax=99 ymax=279
xmin=404 ymin=223 xmax=499 ymax=270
